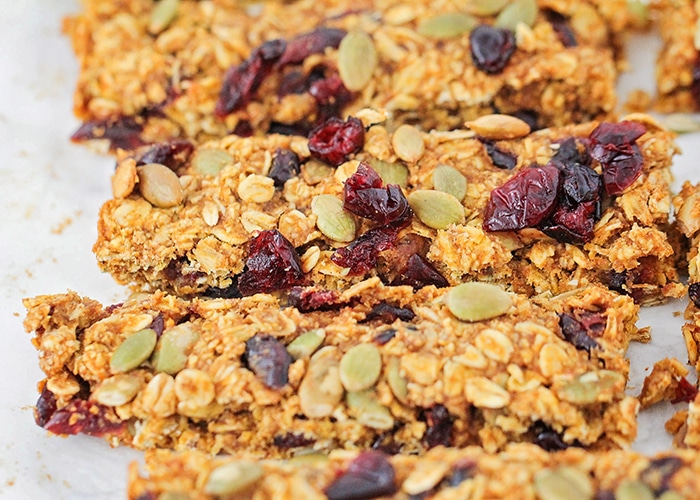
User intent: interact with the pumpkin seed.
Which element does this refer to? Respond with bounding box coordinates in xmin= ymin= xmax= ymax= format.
xmin=445 ymin=282 xmax=512 ymax=322
xmin=287 ymin=329 xmax=326 ymax=359
xmin=628 ymin=1 xmax=650 ymax=28
xmin=558 ymin=370 xmax=625 ymax=405
xmin=92 ymin=374 xmax=142 ymax=407
xmin=407 ymin=190 xmax=464 ymax=230
xmin=191 ymin=148 xmax=233 ymax=176
xmin=392 ymin=124 xmax=425 ymax=163
xmin=311 ymin=194 xmax=356 ymax=242
xmin=152 ymin=323 xmax=199 ymax=375
xmin=346 ymin=390 xmax=395 ymax=430
xmin=299 ymin=348 xmax=344 ymax=418
xmin=466 ymin=114 xmax=531 ymax=140
xmin=614 ymin=480 xmax=654 ymax=500
xmin=494 ymin=0 xmax=539 ymax=31
xmin=338 ymin=31 xmax=378 ymax=91
xmin=466 ymin=0 xmax=510 ymax=16
xmin=149 ymin=0 xmax=180 ymax=35
xmin=534 ymin=467 xmax=594 ymax=500
xmin=664 ymin=113 xmax=700 ymax=134
xmin=288 ymin=450 xmax=329 ymax=466
xmin=658 ymin=491 xmax=685 ymax=500
xmin=386 ymin=356 xmax=408 ymax=404
xmin=432 ymin=164 xmax=467 ymax=201
xmin=204 ymin=460 xmax=263 ymax=495
xmin=302 ymin=160 xmax=334 ymax=185
xmin=367 ymin=158 xmax=409 ymax=187
xmin=138 ymin=163 xmax=185 ymax=208
xmin=417 ymin=13 xmax=478 ymax=39
xmin=339 ymin=343 xmax=382 ymax=392
xmin=110 ymin=328 xmax=157 ymax=373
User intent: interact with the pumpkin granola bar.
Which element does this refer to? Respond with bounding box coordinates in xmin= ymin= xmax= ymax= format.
xmin=65 ymin=0 xmax=628 ymax=150
xmin=23 ymin=277 xmax=640 ymax=456
xmin=94 ymin=112 xmax=683 ymax=304
xmin=126 ymin=444 xmax=700 ymax=499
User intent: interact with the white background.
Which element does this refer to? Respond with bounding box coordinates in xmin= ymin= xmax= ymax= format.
xmin=0 ymin=3 xmax=696 ymax=498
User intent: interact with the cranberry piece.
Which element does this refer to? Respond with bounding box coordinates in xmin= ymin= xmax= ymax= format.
xmin=273 ymin=432 xmax=316 ymax=449
xmin=43 ymin=400 xmax=125 ymax=437
xmin=215 ymin=39 xmax=287 ymax=117
xmin=331 ymin=226 xmax=399 ymax=275
xmin=545 ymin=10 xmax=577 ymax=47
xmin=557 ymin=163 xmax=602 ymax=207
xmin=483 ymin=164 xmax=561 ymax=232
xmin=589 ymin=121 xmax=646 ymax=195
xmin=691 ymin=57 xmax=700 ymax=107
xmin=268 ymin=121 xmax=313 ymax=137
xmin=203 ymin=278 xmax=242 ymax=299
xmin=595 ymin=492 xmax=615 ymax=500
xmin=362 ymin=303 xmax=415 ymax=323
xmin=540 ymin=200 xmax=597 ymax=244
xmin=71 ymin=117 xmax=146 ymax=151
xmin=310 ymin=74 xmax=355 ymax=120
xmin=324 ymin=451 xmax=397 ymax=500
xmin=550 ymin=138 xmax=591 ymax=168
xmin=371 ymin=433 xmax=402 ymax=455
xmin=640 ymin=457 xmax=684 ymax=494
xmin=269 ymin=148 xmax=301 ymax=189
xmin=391 ymin=254 xmax=449 ymax=290
xmin=470 ymin=25 xmax=516 ymax=74
xmin=278 ymin=70 xmax=310 ymax=96
xmin=512 ymin=109 xmax=540 ymax=131
xmin=558 ymin=312 xmax=601 ymax=352
xmin=244 ymin=334 xmax=291 ymax=389
xmin=279 ymin=28 xmax=347 ymax=66
xmin=423 ymin=405 xmax=454 ymax=448
xmin=135 ymin=140 xmax=194 ymax=170
xmin=532 ymin=421 xmax=571 ymax=451
xmin=343 ymin=163 xmax=413 ymax=225
xmin=373 ymin=329 xmax=397 ymax=345
xmin=35 ymin=386 xmax=58 ymax=428
xmin=483 ymin=141 xmax=517 ymax=170
xmin=689 ymin=283 xmax=700 ymax=307
xmin=232 ymin=120 xmax=254 ymax=137
xmin=238 ymin=229 xmax=305 ymax=295
xmin=308 ymin=116 xmax=365 ymax=167
xmin=287 ymin=287 xmax=342 ymax=312
xmin=149 ymin=313 xmax=165 ymax=337
xmin=672 ymin=377 xmax=698 ymax=404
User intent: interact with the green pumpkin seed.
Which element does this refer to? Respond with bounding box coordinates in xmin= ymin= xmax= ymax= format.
xmin=288 ymin=450 xmax=329 ymax=466
xmin=149 ymin=0 xmax=180 ymax=35
xmin=534 ymin=467 xmax=593 ymax=500
xmin=204 ymin=460 xmax=263 ymax=495
xmin=311 ymin=194 xmax=356 ymax=243
xmin=152 ymin=323 xmax=199 ymax=375
xmin=628 ymin=1 xmax=650 ymax=28
xmin=302 ymin=160 xmax=334 ymax=185
xmin=386 ymin=356 xmax=408 ymax=404
xmin=445 ymin=282 xmax=512 ymax=322
xmin=417 ymin=13 xmax=478 ymax=39
xmin=495 ymin=0 xmax=539 ymax=31
xmin=558 ymin=370 xmax=625 ymax=405
xmin=92 ymin=374 xmax=142 ymax=407
xmin=407 ymin=190 xmax=464 ymax=229
xmin=346 ymin=390 xmax=395 ymax=430
xmin=287 ymin=329 xmax=326 ymax=359
xmin=339 ymin=343 xmax=382 ymax=392
xmin=466 ymin=0 xmax=510 ymax=16
xmin=338 ymin=31 xmax=378 ymax=91
xmin=367 ymin=158 xmax=409 ymax=187
xmin=392 ymin=124 xmax=425 ymax=163
xmin=664 ymin=113 xmax=700 ymax=134
xmin=614 ymin=480 xmax=654 ymax=500
xmin=432 ymin=164 xmax=467 ymax=201
xmin=138 ymin=163 xmax=185 ymax=208
xmin=191 ymin=148 xmax=233 ymax=176
xmin=110 ymin=328 xmax=157 ymax=373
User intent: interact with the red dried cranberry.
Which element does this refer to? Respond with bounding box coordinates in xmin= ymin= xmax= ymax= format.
xmin=483 ymin=141 xmax=517 ymax=170
xmin=268 ymin=148 xmax=301 ymax=189
xmin=308 ymin=116 xmax=365 ymax=167
xmin=135 ymin=140 xmax=194 ymax=170
xmin=287 ymin=287 xmax=342 ymax=312
xmin=362 ymin=303 xmax=415 ymax=323
xmin=372 ymin=329 xmax=397 ymax=345
xmin=268 ymin=121 xmax=313 ymax=137
xmin=310 ymin=74 xmax=355 ymax=121
xmin=483 ymin=164 xmax=561 ymax=232
xmin=512 ymin=109 xmax=540 ymax=131
xmin=692 ymin=57 xmax=700 ymax=107
xmin=469 ymin=25 xmax=516 ymax=74
xmin=232 ymin=120 xmax=254 ymax=137
xmin=278 ymin=70 xmax=310 ymax=96
xmin=672 ymin=377 xmax=698 ymax=404
xmin=149 ymin=313 xmax=165 ymax=337
xmin=35 ymin=386 xmax=58 ymax=428
xmin=163 ymin=257 xmax=206 ymax=289
xmin=331 ymin=226 xmax=398 ymax=275
xmin=371 ymin=433 xmax=402 ymax=455
xmin=215 ymin=39 xmax=287 ymax=117
xmin=203 ymin=277 xmax=242 ymax=299
xmin=273 ymin=432 xmax=316 ymax=449
xmin=689 ymin=283 xmax=700 ymax=308
xmin=43 ymin=400 xmax=125 ymax=437
xmin=558 ymin=312 xmax=601 ymax=352
xmin=238 ymin=230 xmax=305 ymax=295
xmin=540 ymin=200 xmax=597 ymax=244
xmin=640 ymin=457 xmax=684 ymax=494
xmin=589 ymin=121 xmax=646 ymax=195
xmin=423 ymin=404 xmax=454 ymax=448
xmin=532 ymin=421 xmax=572 ymax=451
xmin=391 ymin=254 xmax=449 ymax=290
xmin=71 ymin=117 xmax=146 ymax=151
xmin=279 ymin=28 xmax=347 ymax=66
xmin=343 ymin=163 xmax=413 ymax=225
xmin=550 ymin=138 xmax=591 ymax=168
xmin=557 ymin=162 xmax=601 ymax=206
xmin=324 ymin=451 xmax=397 ymax=500
xmin=244 ymin=334 xmax=291 ymax=389
xmin=545 ymin=10 xmax=577 ymax=47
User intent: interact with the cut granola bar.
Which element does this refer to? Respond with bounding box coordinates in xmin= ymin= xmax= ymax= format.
xmin=23 ymin=278 xmax=640 ymax=456
xmin=65 ymin=0 xmax=629 ymax=150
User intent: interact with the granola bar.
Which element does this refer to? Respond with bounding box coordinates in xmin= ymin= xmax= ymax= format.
xmin=127 ymin=444 xmax=700 ymax=499
xmin=94 ymin=112 xmax=684 ymax=304
xmin=65 ymin=0 xmax=629 ymax=150
xmin=23 ymin=277 xmax=640 ymax=456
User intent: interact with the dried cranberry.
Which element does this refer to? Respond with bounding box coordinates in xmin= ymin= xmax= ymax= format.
xmin=310 ymin=74 xmax=355 ymax=120
xmin=215 ymin=39 xmax=287 ymax=117
xmin=163 ymin=257 xmax=206 ymax=289
xmin=238 ymin=230 xmax=305 ymax=295
xmin=391 ymin=254 xmax=449 ymax=290
xmin=540 ymin=200 xmax=597 ymax=244
xmin=268 ymin=121 xmax=313 ymax=137
xmin=149 ymin=313 xmax=165 ymax=337
xmin=512 ymin=109 xmax=540 ymax=132
xmin=558 ymin=163 xmax=601 ymax=206
xmin=308 ymin=116 xmax=365 ymax=167
xmin=532 ymin=421 xmax=571 ymax=451
xmin=324 ymin=451 xmax=397 ymax=500
xmin=550 ymin=138 xmax=591 ymax=168
xmin=470 ymin=25 xmax=516 ymax=74
xmin=273 ymin=432 xmax=316 ymax=449
xmin=373 ymin=329 xmax=397 ymax=345
xmin=135 ymin=140 xmax=194 ymax=170
xmin=558 ymin=312 xmax=601 ymax=352
xmin=343 ymin=163 xmax=413 ymax=225
xmin=35 ymin=386 xmax=57 ymax=428
xmin=43 ymin=400 xmax=125 ymax=437
xmin=692 ymin=57 xmax=700 ymax=107
xmin=331 ymin=226 xmax=399 ymax=275
xmin=362 ymin=303 xmax=415 ymax=323
xmin=689 ymin=282 xmax=700 ymax=307
xmin=287 ymin=287 xmax=342 ymax=312
xmin=595 ymin=492 xmax=615 ymax=500
xmin=244 ymin=334 xmax=291 ymax=389
xmin=447 ymin=460 xmax=477 ymax=487
xmin=672 ymin=377 xmax=698 ymax=404
xmin=371 ymin=433 xmax=402 ymax=455
xmin=640 ymin=457 xmax=684 ymax=494
xmin=71 ymin=117 xmax=145 ymax=151
xmin=269 ymin=148 xmax=301 ymax=189
xmin=279 ymin=28 xmax=347 ymax=66
xmin=483 ymin=141 xmax=517 ymax=170
xmin=483 ymin=164 xmax=561 ymax=232
xmin=232 ymin=120 xmax=254 ymax=137
xmin=278 ymin=70 xmax=310 ymax=96
xmin=203 ymin=278 xmax=242 ymax=299
xmin=589 ymin=121 xmax=646 ymax=195
xmin=423 ymin=405 xmax=454 ymax=448
xmin=545 ymin=10 xmax=577 ymax=47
